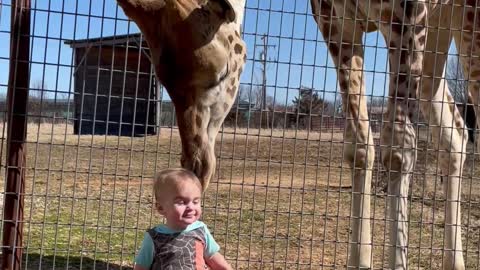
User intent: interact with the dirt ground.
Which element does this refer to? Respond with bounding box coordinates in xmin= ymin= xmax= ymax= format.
xmin=1 ymin=123 xmax=480 ymax=269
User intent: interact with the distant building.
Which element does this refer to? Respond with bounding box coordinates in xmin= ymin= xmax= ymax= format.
xmin=65 ymin=33 xmax=159 ymax=136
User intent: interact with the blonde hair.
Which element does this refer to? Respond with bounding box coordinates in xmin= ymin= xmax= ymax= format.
xmin=153 ymin=168 xmax=201 ymax=203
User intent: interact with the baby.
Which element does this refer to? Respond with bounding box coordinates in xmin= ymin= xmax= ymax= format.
xmin=134 ymin=168 xmax=232 ymax=270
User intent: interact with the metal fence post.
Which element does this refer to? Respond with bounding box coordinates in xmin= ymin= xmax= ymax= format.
xmin=2 ymin=0 xmax=30 ymax=269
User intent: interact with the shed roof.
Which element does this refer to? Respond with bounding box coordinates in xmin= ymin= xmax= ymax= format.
xmin=64 ymin=33 xmax=149 ymax=50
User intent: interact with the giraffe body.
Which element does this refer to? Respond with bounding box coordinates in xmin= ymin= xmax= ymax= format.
xmin=116 ymin=0 xmax=247 ymax=191
xmin=310 ymin=1 xmax=480 ymax=269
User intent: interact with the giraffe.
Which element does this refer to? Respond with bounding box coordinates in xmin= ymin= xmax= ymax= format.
xmin=310 ymin=1 xmax=480 ymax=269
xmin=115 ymin=0 xmax=247 ymax=191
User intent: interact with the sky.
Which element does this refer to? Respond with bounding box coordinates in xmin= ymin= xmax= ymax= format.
xmin=0 ymin=0 xmax=458 ymax=106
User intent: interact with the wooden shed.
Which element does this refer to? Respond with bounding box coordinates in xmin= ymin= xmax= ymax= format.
xmin=65 ymin=33 xmax=158 ymax=136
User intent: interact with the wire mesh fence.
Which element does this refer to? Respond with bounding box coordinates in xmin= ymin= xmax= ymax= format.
xmin=1 ymin=0 xmax=480 ymax=269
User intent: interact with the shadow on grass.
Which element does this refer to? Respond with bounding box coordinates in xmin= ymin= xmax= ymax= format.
xmin=17 ymin=253 xmax=133 ymax=270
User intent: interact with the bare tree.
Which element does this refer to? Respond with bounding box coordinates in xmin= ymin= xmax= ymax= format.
xmin=368 ymin=96 xmax=387 ymax=108
xmin=57 ymin=90 xmax=72 ymax=101
xmin=237 ymin=84 xmax=251 ymax=103
xmin=0 ymin=93 xmax=6 ymax=117
xmin=322 ymin=100 xmax=334 ymax=116
xmin=236 ymin=84 xmax=271 ymax=110
xmin=30 ymin=80 xmax=48 ymax=121
xmin=252 ymin=85 xmax=264 ymax=109
xmin=265 ymin=95 xmax=276 ymax=110
xmin=331 ymin=93 xmax=343 ymax=116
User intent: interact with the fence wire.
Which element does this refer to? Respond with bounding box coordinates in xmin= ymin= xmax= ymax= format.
xmin=1 ymin=0 xmax=480 ymax=269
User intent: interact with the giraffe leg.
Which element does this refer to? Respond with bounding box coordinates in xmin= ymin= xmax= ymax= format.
xmin=454 ymin=4 xmax=480 ymax=153
xmin=437 ymin=87 xmax=467 ymax=270
xmin=379 ymin=2 xmax=430 ymax=268
xmin=430 ymin=4 xmax=480 ymax=268
xmin=311 ymin=1 xmax=373 ymax=268
xmin=423 ymin=15 xmax=466 ymax=269
xmin=456 ymin=57 xmax=480 ymax=152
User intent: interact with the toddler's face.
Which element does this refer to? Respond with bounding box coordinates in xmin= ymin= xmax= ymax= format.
xmin=158 ymin=179 xmax=202 ymax=230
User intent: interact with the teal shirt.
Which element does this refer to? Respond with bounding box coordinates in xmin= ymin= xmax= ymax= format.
xmin=134 ymin=221 xmax=220 ymax=269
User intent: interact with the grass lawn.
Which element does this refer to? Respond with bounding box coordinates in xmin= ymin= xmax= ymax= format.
xmin=1 ymin=123 xmax=479 ymax=269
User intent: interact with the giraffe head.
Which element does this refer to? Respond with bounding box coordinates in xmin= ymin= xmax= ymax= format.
xmin=116 ymin=0 xmax=247 ymax=191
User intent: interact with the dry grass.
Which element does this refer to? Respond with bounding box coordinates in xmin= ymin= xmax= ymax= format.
xmin=0 ymin=123 xmax=479 ymax=269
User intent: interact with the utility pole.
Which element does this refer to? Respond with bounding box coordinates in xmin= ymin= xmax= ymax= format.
xmin=255 ymin=34 xmax=275 ymax=111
